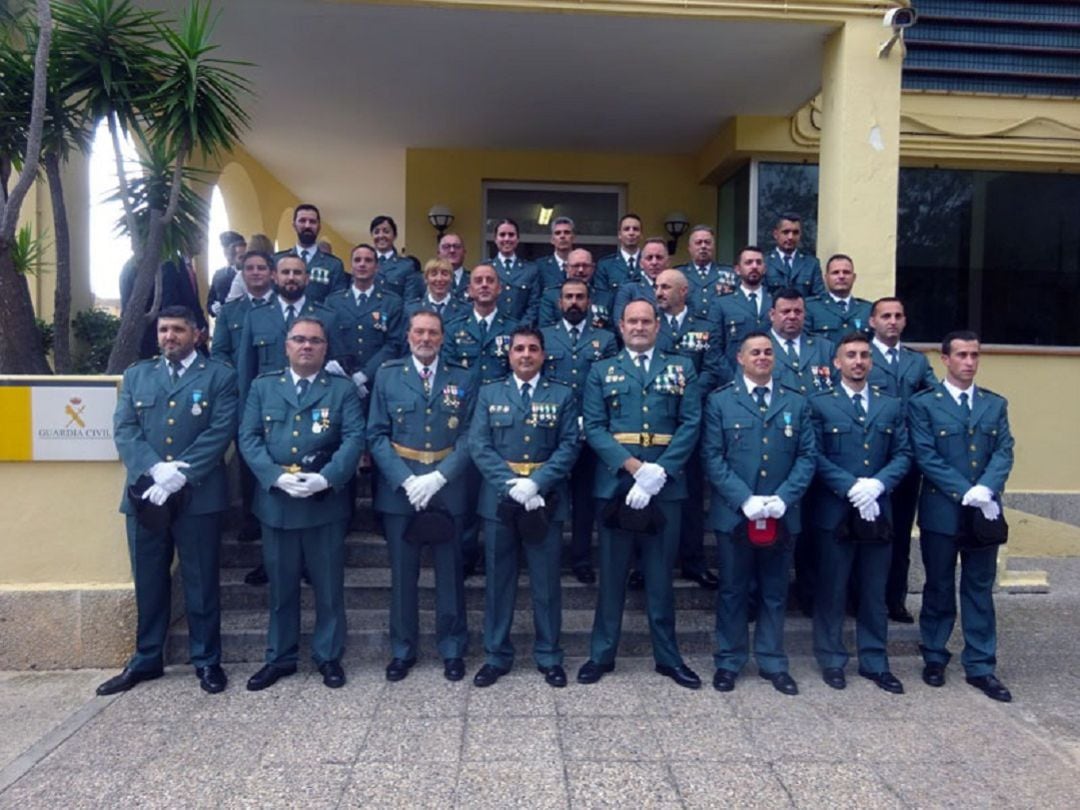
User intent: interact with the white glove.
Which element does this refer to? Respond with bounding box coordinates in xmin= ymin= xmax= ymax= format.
xmin=324 ymin=360 xmax=348 ymax=378
xmin=625 ymin=483 xmax=652 ymax=510
xmin=141 ymin=484 xmax=170 ymax=506
xmin=633 ymin=462 xmax=667 ymax=497
xmin=763 ymin=496 xmax=787 ymax=519
xmin=507 ymin=477 xmax=540 ymax=505
xmin=741 ymin=495 xmax=769 ymax=521
xmin=210 ymin=301 xmax=222 ymax=318
xmin=979 ymin=500 xmax=1001 ymax=521
xmin=274 ymin=473 xmax=307 ymax=497
xmin=848 ymin=478 xmax=885 ymax=510
xmin=293 ymin=473 xmax=329 ymax=498
xmin=150 ymin=461 xmax=191 ymax=491
xmin=858 ymin=500 xmax=881 ymax=522
xmin=351 ymin=371 xmax=369 ymax=398
xmin=407 ymin=471 xmax=447 ymax=510
xmin=962 ymin=485 xmax=995 ymax=508
xmin=524 ymin=494 xmax=546 ymax=512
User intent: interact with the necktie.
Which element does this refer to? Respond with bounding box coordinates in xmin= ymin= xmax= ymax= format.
xmin=852 ymin=392 xmax=866 ymax=420
xmin=296 ymin=377 xmax=310 ymax=401
xmin=300 ymin=249 xmax=310 ymax=264
xmin=569 ymin=325 xmax=580 ymax=346
xmin=252 ymin=296 xmax=266 ymax=307
xmin=521 ymin=381 xmax=532 ymax=408
xmin=839 ymin=299 xmax=849 ymax=315
xmin=479 ymin=318 xmax=489 ymax=340
xmin=434 ymin=302 xmax=444 ymax=316
xmin=420 ymin=366 xmax=432 ymax=396
xmin=887 ymin=347 xmax=898 ymax=365
xmin=636 ymin=353 xmax=648 ymax=374
xmin=784 ymin=254 xmax=793 ymax=274
xmin=959 ymin=391 xmax=971 ymax=419
xmin=628 ymin=256 xmax=637 ymax=274
xmin=285 ymin=304 xmax=297 ymax=329
xmin=753 ymin=386 xmax=769 ymax=411
xmin=748 ymin=291 xmax=758 ymax=316
xmin=669 ymin=315 xmax=678 ymax=332
xmin=785 ymin=339 xmax=798 ymax=365
xmin=698 ymin=264 xmax=709 ymax=280
xmin=503 ymin=258 xmax=513 ymax=272
xmin=169 ymin=360 xmax=182 ymax=385
xmin=378 ymin=254 xmax=387 ymax=267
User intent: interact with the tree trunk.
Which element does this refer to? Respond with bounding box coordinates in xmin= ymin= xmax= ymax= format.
xmin=45 ymin=153 xmax=72 ymax=373
xmin=106 ymin=223 xmax=168 ymax=373
xmin=0 ymin=247 xmax=51 ymax=373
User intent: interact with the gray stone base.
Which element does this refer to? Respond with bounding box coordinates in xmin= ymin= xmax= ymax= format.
xmin=0 ymin=587 xmax=135 ymax=670
xmin=1004 ymin=492 xmax=1080 ymax=527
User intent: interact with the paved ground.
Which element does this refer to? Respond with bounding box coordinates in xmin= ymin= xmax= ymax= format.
xmin=2 ymin=555 xmax=1078 ymax=809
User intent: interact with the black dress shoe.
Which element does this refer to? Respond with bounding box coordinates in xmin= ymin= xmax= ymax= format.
xmin=822 ymin=668 xmax=847 ymax=690
xmin=713 ymin=668 xmax=737 ymax=692
xmin=577 ymin=659 xmax=615 ymax=684
xmin=760 ymin=671 xmax=799 ymax=695
xmin=96 ymin=667 xmax=164 ymax=696
xmin=966 ymin=674 xmax=1012 ymax=703
xmin=244 ymin=564 xmax=269 ymax=586
xmin=572 ymin=565 xmax=596 ymax=585
xmin=195 ymin=664 xmax=227 ymax=694
xmin=683 ymin=569 xmax=719 ymax=590
xmin=656 ymin=663 xmax=702 ymax=690
xmin=444 ymin=658 xmax=465 ymax=682
xmin=246 ymin=663 xmax=297 ymax=692
xmin=385 ymin=657 xmax=417 ymax=682
xmin=888 ymin=606 xmax=915 ymax=624
xmin=859 ymin=669 xmax=904 ymax=694
xmin=627 ymin=570 xmax=645 ymax=591
xmin=472 ymin=663 xmax=509 ymax=688
xmin=922 ymin=662 xmax=946 ymax=688
xmin=539 ymin=664 xmax=567 ymax=688
xmin=319 ymin=660 xmax=346 ymax=689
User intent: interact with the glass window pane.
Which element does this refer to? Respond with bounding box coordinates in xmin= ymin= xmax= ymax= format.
xmin=756 ymin=162 xmax=820 ymax=254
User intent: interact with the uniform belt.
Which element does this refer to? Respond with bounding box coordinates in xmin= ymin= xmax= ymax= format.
xmin=612 ymin=432 xmax=673 ymax=447
xmin=391 ymin=442 xmax=453 ymax=464
xmin=506 ymin=461 xmax=544 ymax=475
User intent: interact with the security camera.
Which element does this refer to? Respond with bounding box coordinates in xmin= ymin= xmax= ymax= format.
xmin=883 ymin=8 xmax=917 ymax=30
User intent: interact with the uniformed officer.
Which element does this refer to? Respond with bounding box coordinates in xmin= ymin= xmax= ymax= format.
xmin=239 ymin=316 xmax=364 ymax=691
xmin=442 ymin=264 xmax=520 ymax=577
xmin=705 ymin=245 xmax=773 ymax=377
xmin=404 ymin=257 xmax=470 ymax=324
xmin=535 ymin=216 xmax=577 ymax=290
xmin=804 ymin=254 xmax=872 ymax=341
xmin=678 ymin=225 xmax=737 ymax=320
xmin=538 ymin=249 xmax=614 ymax=330
xmin=272 ymin=204 xmax=348 ymax=303
xmin=763 ymin=213 xmax=825 ymax=299
xmin=371 ymin=214 xmax=424 ymax=302
xmin=612 ymin=237 xmax=667 ymax=325
xmin=595 ymin=213 xmax=643 ymax=296
xmin=207 ymin=231 xmax=246 ymax=318
xmin=655 ymin=268 xmax=718 ymax=589
xmin=809 ymin=334 xmax=912 ymax=694
xmin=368 ymin=311 xmax=474 ymax=683
xmin=490 ymin=218 xmax=542 ymax=326
xmin=211 ymin=250 xmax=275 ymax=548
xmin=542 ymin=279 xmax=618 ymax=584
xmin=98 ymin=306 xmax=238 ymax=696
xmin=909 ymin=330 xmax=1014 ymax=702
xmin=868 ymin=297 xmax=937 ymax=623
xmin=325 ymin=242 xmax=404 ymax=402
xmin=578 ymin=300 xmax=703 ymax=690
xmin=469 ymin=328 xmax=581 ymax=688
xmin=436 ymin=232 xmax=471 ymax=300
xmin=703 ymin=332 xmax=816 ymax=695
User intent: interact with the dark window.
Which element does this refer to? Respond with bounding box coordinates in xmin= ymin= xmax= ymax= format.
xmin=756 ymin=162 xmax=819 ymax=255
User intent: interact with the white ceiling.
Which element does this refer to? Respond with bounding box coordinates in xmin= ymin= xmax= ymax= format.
xmin=153 ymin=0 xmax=833 ymax=234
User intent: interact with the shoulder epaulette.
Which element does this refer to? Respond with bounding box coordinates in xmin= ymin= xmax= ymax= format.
xmin=257 ymin=368 xmax=287 ymax=379
xmin=380 ymin=357 xmax=407 ymax=369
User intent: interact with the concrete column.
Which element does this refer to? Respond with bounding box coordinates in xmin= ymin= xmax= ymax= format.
xmin=817 ymin=17 xmax=904 ymax=300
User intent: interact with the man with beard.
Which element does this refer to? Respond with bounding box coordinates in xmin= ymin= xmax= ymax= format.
xmin=371 ymin=215 xmax=424 ymax=302
xmin=240 ymin=317 xmax=364 ymax=691
xmin=577 ymin=300 xmax=703 ymax=690
xmin=98 ymin=306 xmax=237 ymax=696
xmin=538 ymin=249 xmax=614 ymax=330
xmin=368 ymin=311 xmax=474 ymax=683
xmin=595 ymin=213 xmax=644 ymax=296
xmin=207 ymin=231 xmax=246 ymax=318
xmin=536 ymin=217 xmax=577 ymax=291
xmin=469 ymin=328 xmax=580 ymax=688
xmin=706 ymin=246 xmax=773 ymax=373
xmin=436 ymin=232 xmax=471 ymax=300
xmin=805 ymin=254 xmax=873 ymax=341
xmin=764 ymin=213 xmax=825 ymax=299
xmin=273 ymin=204 xmax=348 ymax=304
xmin=678 ymin=226 xmax=738 ymax=319
xmin=491 ymin=218 xmax=542 ymax=326
xmin=541 ymin=278 xmax=618 ymax=584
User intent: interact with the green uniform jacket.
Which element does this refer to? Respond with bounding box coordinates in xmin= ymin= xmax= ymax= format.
xmin=325 ymin=287 xmax=405 ymax=381
xmin=493 ymin=257 xmax=542 ymax=326
xmin=442 ymin=312 xmax=519 ymax=385
xmin=868 ymin=344 xmax=936 ymax=403
xmin=210 ymin=294 xmax=266 ymax=367
xmin=273 ymin=248 xmax=349 ymax=303
xmin=236 ymin=296 xmax=337 ymax=396
xmin=538 ymin=287 xmax=614 ymax=331
xmin=677 ymin=262 xmax=738 ymax=319
xmin=595 ymin=252 xmax=641 ymax=295
xmin=804 ymin=295 xmax=873 ymax=341
xmin=764 ymin=250 xmax=825 ymax=299
xmin=239 ymin=370 xmax=365 ymax=529
xmin=770 ymin=331 xmax=836 ymax=396
xmin=114 ymin=355 xmax=238 ymax=515
xmin=583 ymin=349 xmax=702 ymax=501
xmin=376 ymin=252 xmax=424 ymax=302
xmin=701 ymin=381 xmax=816 ymax=533
xmin=541 ymin=322 xmax=618 ymax=405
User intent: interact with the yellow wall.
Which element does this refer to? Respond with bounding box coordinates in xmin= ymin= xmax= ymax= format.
xmin=405 ymin=148 xmax=717 ymax=266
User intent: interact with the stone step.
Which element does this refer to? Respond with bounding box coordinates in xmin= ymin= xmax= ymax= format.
xmin=218 ymin=567 xmax=721 ymax=611
xmin=166 ymin=606 xmax=923 ymax=664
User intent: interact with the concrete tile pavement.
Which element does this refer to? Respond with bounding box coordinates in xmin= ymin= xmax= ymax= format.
xmin=1 ymin=556 xmax=1079 ymax=808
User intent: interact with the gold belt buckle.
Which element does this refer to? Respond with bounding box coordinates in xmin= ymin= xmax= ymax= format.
xmin=640 ymin=432 xmax=653 ymax=448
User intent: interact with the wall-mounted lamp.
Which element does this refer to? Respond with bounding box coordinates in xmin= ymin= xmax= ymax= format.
xmin=427 ymin=204 xmax=454 ymax=240
xmin=537 ymin=206 xmax=554 ymax=227
xmin=664 ymin=212 xmax=690 ymax=256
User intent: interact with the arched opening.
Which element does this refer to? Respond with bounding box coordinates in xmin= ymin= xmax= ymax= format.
xmin=87 ymin=118 xmax=139 ymax=309
xmin=206 ymin=185 xmax=232 ymax=281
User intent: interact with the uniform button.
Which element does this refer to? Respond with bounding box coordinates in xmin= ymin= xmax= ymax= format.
xmin=165 ymin=454 xmax=173 ymax=461
xmin=291 ymin=447 xmax=298 ymax=454
xmin=357 ymin=325 xmax=363 ymax=330
xmin=762 ymin=454 xmax=769 ymax=461
xmin=643 ymin=423 xmax=650 ymax=430
xmin=571 ymin=369 xmax=577 ymax=374
xmin=762 ymin=438 xmax=768 ymax=445
xmin=864 ymin=460 xmax=870 ymax=466
xmin=358 ymin=338 xmax=364 ymax=344
xmin=292 ymin=431 xmax=299 ymax=437
xmin=295 ymin=415 xmax=301 ymax=422
xmin=969 ymin=429 xmax=975 ymax=436
xmin=266 ymin=416 xmax=272 ymax=422
xmin=970 ymin=445 xmax=977 ymax=452
xmin=524 ymin=436 xmax=531 ymax=443
xmin=165 ymin=437 xmax=173 ymax=445
xmin=167 ymin=418 xmax=175 ymax=426
xmin=169 ymin=401 xmax=176 ymax=408
xmin=523 ymin=453 xmax=530 ymax=460
xmin=940 ymin=430 xmax=947 ymax=436
xmin=863 ymin=444 xmax=870 ymax=450
xmin=971 ymin=461 xmax=978 ymax=468
xmin=641 ymin=390 xmax=647 ymax=396
xmin=425 ymin=426 xmax=432 ymax=432
xmin=426 ymin=408 xmax=432 ymax=415
xmin=642 ymin=406 xmax=649 ymax=412
xmin=425 ymin=442 xmax=432 ymax=449
xmin=760 ymin=470 xmax=767 ymax=477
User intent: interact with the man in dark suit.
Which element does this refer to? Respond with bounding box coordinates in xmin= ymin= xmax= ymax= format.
xmin=868 ymin=297 xmax=937 ymax=623
xmin=273 ymin=204 xmax=348 ymax=304
xmin=595 ymin=213 xmax=643 ymax=296
xmin=536 ymin=216 xmax=577 ymax=291
xmin=207 ymin=231 xmax=246 ymax=318
xmin=98 ymin=306 xmax=238 ymax=696
xmin=764 ymin=213 xmax=825 ymax=299
xmin=908 ymin=331 xmax=1015 ymax=702
xmin=239 ymin=316 xmax=365 ymax=691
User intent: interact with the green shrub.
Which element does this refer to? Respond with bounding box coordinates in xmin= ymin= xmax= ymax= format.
xmin=72 ymin=309 xmax=120 ymax=374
